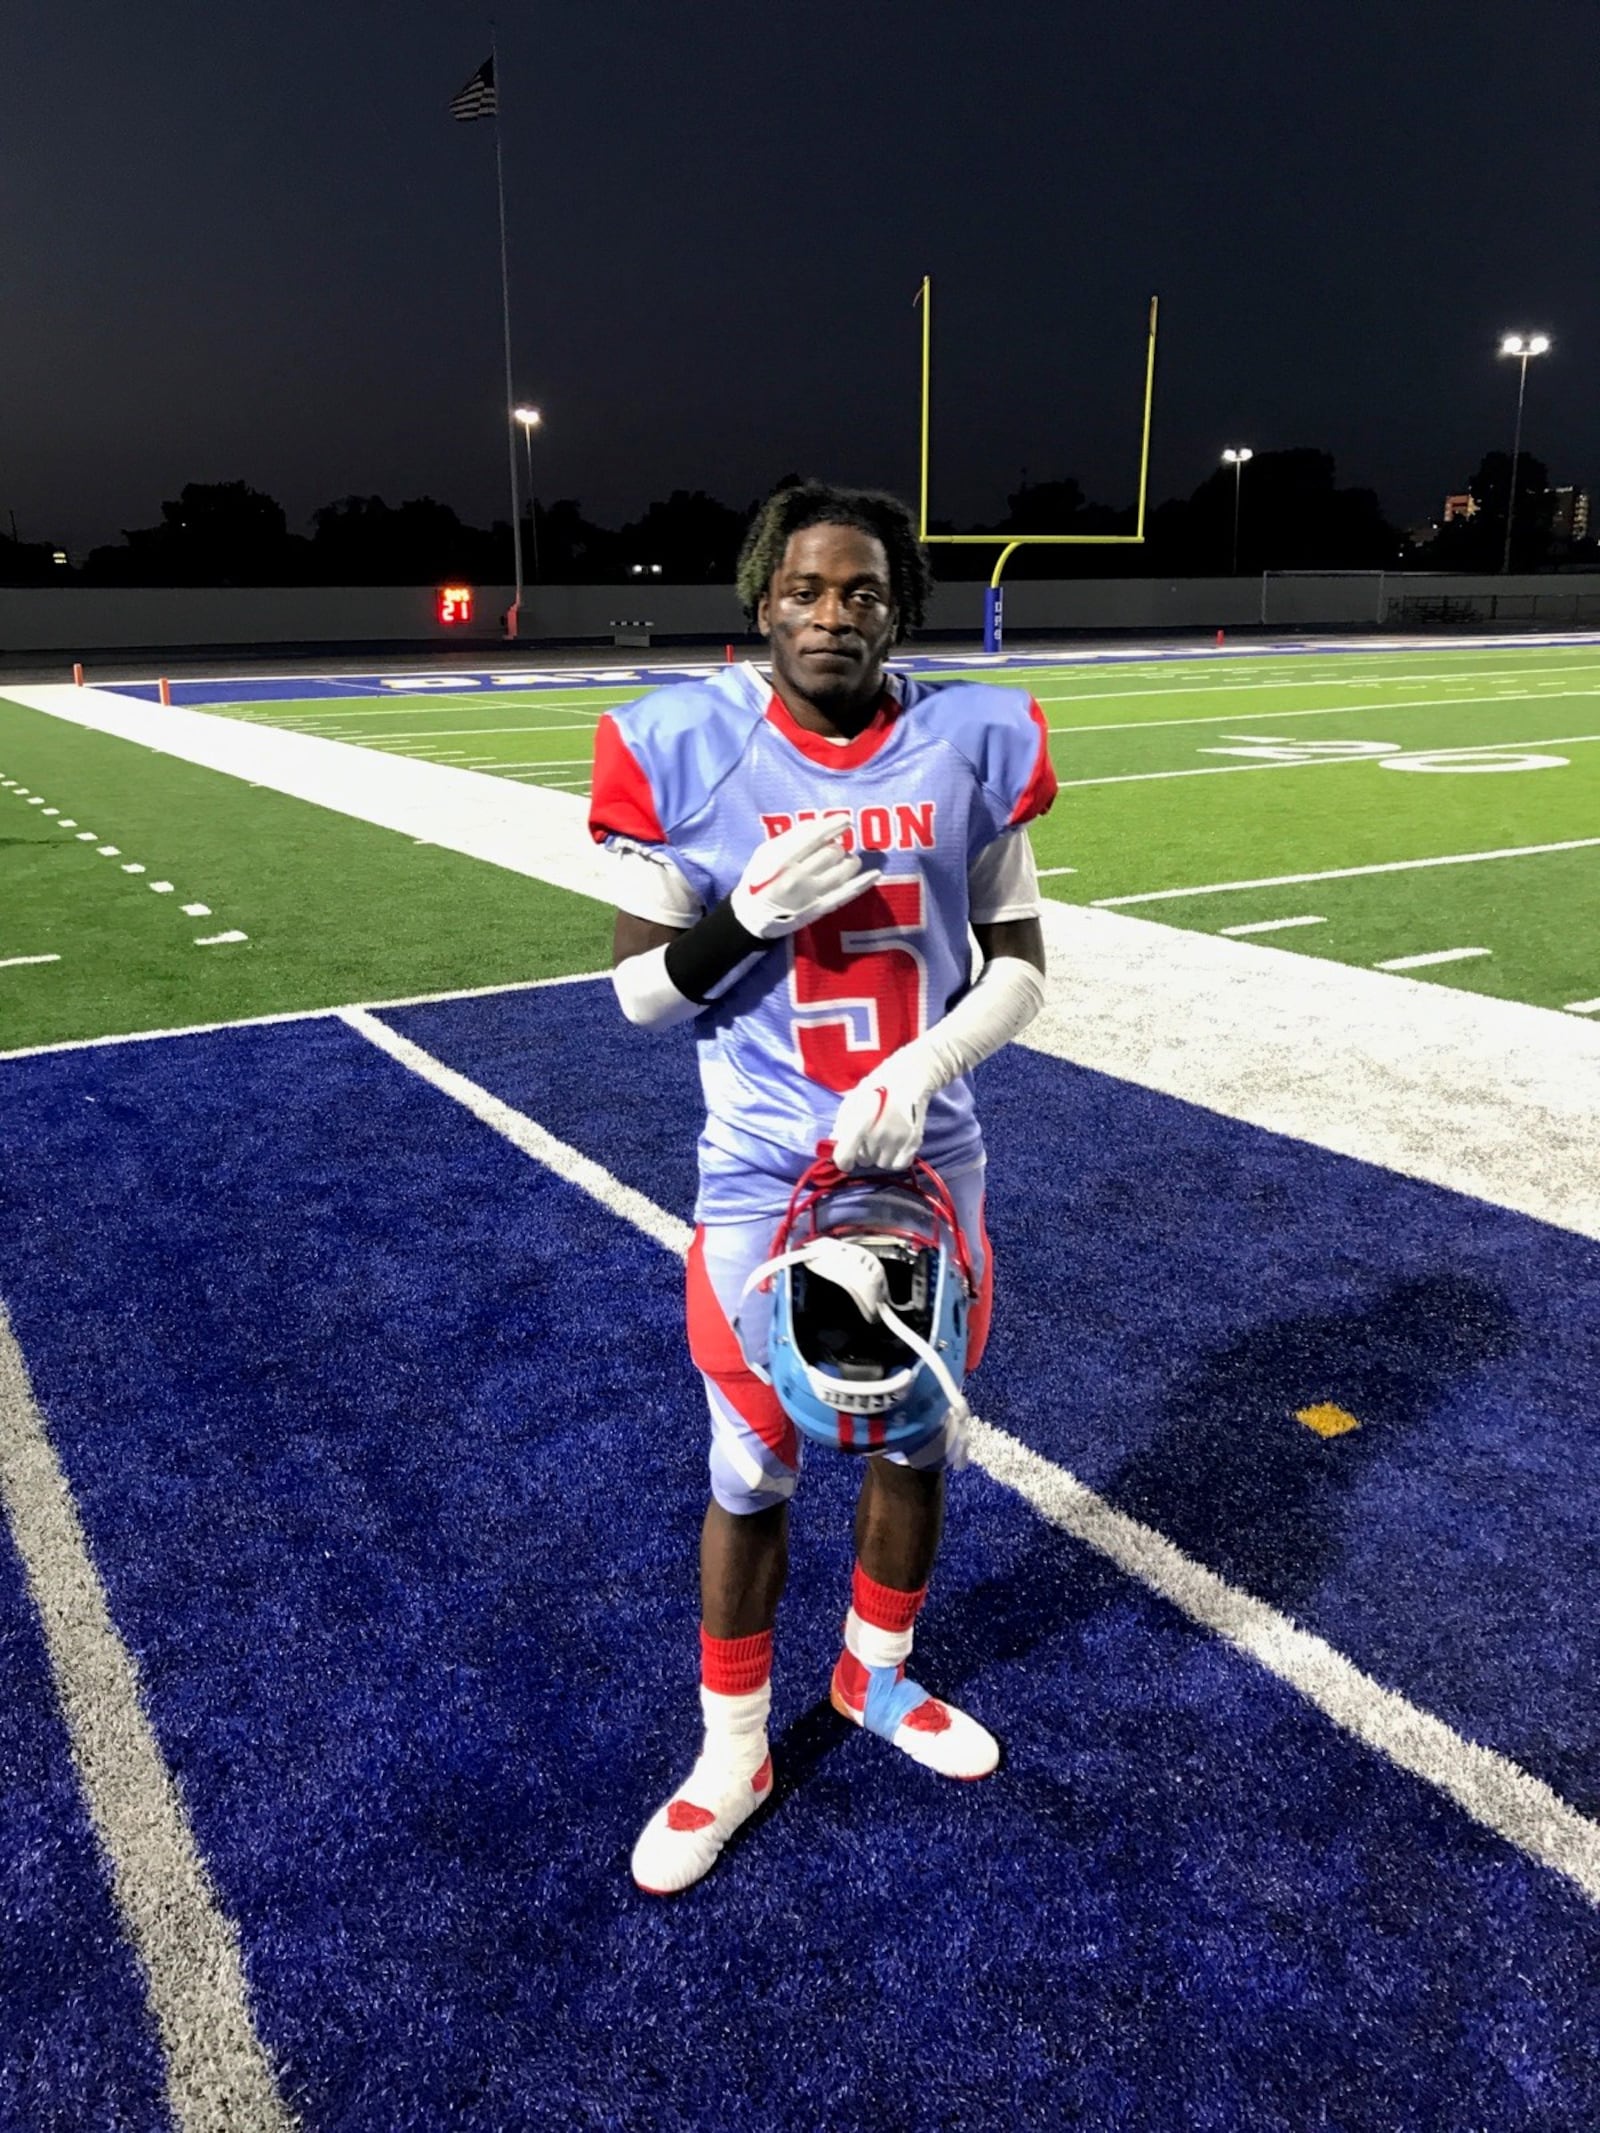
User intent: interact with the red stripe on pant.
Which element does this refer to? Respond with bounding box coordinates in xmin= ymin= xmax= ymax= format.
xmin=967 ymin=1194 xmax=995 ymax=1371
xmin=686 ymin=1225 xmax=799 ymax=1471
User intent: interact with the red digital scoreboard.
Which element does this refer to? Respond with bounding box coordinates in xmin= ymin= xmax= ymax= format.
xmin=437 ymin=584 xmax=474 ymax=626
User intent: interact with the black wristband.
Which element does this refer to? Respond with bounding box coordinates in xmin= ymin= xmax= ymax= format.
xmin=664 ymin=895 xmax=766 ymax=1003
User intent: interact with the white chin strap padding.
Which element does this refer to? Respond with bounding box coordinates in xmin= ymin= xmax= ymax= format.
xmin=740 ymin=1238 xmax=889 ymax=1320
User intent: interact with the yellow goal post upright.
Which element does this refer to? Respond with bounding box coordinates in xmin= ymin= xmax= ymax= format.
xmin=916 ymin=275 xmax=1160 ymax=652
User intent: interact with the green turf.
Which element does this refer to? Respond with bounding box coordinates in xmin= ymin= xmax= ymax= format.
xmin=75 ymin=641 xmax=1600 ymax=1021
xmin=0 ymin=699 xmax=611 ymax=1052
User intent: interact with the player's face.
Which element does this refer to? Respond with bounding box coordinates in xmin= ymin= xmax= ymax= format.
xmin=759 ymin=523 xmax=898 ymax=730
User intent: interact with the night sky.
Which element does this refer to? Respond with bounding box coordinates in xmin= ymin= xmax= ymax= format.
xmin=4 ymin=1 xmax=1595 ymax=554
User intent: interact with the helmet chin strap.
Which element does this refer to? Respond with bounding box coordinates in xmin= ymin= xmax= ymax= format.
xmin=742 ymin=1238 xmax=972 ymax=1451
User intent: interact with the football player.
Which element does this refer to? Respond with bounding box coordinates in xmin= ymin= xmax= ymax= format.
xmin=589 ymin=482 xmax=1054 ymax=1893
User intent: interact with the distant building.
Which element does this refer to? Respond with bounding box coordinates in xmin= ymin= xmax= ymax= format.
xmin=1549 ymin=486 xmax=1590 ymax=541
xmin=1442 ymin=492 xmax=1479 ymax=522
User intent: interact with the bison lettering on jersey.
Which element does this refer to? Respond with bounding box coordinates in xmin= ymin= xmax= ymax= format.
xmin=758 ymin=803 xmax=937 ymax=853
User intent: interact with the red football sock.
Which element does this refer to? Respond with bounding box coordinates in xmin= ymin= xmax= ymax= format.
xmin=699 ymin=1626 xmax=773 ymax=1697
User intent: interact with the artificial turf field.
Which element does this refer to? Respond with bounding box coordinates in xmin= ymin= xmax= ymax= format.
xmin=120 ymin=635 xmax=1600 ymax=1017
xmin=1 ymin=641 xmax=1598 ymax=2130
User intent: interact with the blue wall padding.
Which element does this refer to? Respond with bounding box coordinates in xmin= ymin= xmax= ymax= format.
xmin=0 ymin=1009 xmax=1595 ymax=2129
xmin=0 ymin=1525 xmax=171 ymax=2131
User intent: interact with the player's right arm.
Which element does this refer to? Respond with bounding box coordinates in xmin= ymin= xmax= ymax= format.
xmin=609 ymin=816 xmax=882 ymax=1030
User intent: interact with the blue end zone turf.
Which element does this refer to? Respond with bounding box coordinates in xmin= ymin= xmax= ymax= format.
xmin=387 ymin=980 xmax=1600 ymax=1818
xmin=0 ymin=1529 xmax=169 ymax=2131
xmin=0 ymin=1008 xmax=1596 ymax=2127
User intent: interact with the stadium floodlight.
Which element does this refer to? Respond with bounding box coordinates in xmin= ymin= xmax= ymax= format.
xmin=1221 ymin=447 xmax=1254 ymax=575
xmin=1497 ymin=334 xmax=1551 ymax=573
xmin=513 ymin=405 xmax=543 ymax=579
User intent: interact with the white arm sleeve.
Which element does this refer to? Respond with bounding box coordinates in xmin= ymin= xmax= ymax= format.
xmin=612 ymin=943 xmax=700 ymax=1029
xmin=605 ymin=838 xmax=703 ymax=927
xmin=968 ymin=828 xmax=1043 ymax=924
xmin=900 ymin=955 xmax=1046 ymax=1091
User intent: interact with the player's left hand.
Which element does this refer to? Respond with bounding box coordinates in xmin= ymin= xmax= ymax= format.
xmin=831 ymin=1056 xmax=931 ymax=1172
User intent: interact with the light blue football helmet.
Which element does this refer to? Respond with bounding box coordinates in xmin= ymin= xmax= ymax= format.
xmin=744 ymin=1152 xmax=976 ymax=1459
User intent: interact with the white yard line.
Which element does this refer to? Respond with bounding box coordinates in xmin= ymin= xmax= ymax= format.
xmin=337 ymin=1013 xmax=1600 ymax=1910
xmin=1052 ymin=726 xmax=1600 ymax=794
xmin=0 ymin=1309 xmax=296 ymax=2131
xmin=1218 ymin=916 xmax=1326 ymax=937
xmin=1565 ymin=999 xmax=1600 ymax=1015
xmin=0 ymin=953 xmax=62 ymax=969
xmin=1093 ymin=837 xmax=1600 ymax=906
xmin=1045 ymin=686 xmax=1600 ymax=742
xmin=1376 ymin=947 xmax=1492 ymax=971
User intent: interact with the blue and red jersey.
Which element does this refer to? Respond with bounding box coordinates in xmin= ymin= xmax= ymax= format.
xmin=589 ymin=663 xmax=1056 ymax=1181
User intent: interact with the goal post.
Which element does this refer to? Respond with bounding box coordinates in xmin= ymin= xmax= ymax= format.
xmin=917 ymin=277 xmax=1160 ymax=651
xmin=1259 ymin=570 xmax=1388 ymax=629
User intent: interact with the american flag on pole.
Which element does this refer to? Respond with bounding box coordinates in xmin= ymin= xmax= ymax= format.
xmin=450 ymin=57 xmax=496 ymax=121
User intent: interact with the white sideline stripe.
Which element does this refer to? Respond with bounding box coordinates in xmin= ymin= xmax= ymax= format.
xmin=335 ymin=1017 xmax=1600 ymax=1910
xmin=1028 ymin=904 xmax=1600 ymax=1241
xmin=2 ymin=685 xmax=615 ymax=904
xmin=1094 ymin=836 xmax=1600 ymax=905
xmin=1219 ymin=916 xmax=1326 ymax=937
xmin=338 ymin=1008 xmax=693 ymax=1256
xmin=0 ymin=953 xmax=61 ymax=969
xmin=1376 ymin=947 xmax=1491 ymax=971
xmin=1564 ymin=998 xmax=1600 ymax=1016
xmin=0 ymin=1308 xmax=295 ymax=2130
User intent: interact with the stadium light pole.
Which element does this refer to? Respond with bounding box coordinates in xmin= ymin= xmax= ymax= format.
xmin=514 ymin=405 xmax=542 ymax=580
xmin=1498 ymin=334 xmax=1550 ymax=574
xmin=1221 ymin=447 xmax=1254 ymax=574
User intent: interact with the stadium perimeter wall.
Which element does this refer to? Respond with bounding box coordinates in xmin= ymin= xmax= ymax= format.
xmin=3 ymin=573 xmax=1599 ymax=654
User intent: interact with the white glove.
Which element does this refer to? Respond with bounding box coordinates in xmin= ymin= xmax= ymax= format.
xmin=830 ymin=1054 xmax=932 ymax=1173
xmin=730 ymin=816 xmax=881 ymax=941
xmin=829 ymin=957 xmax=1048 ymax=1173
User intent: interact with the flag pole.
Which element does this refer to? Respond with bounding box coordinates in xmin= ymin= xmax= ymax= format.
xmin=490 ymin=27 xmax=524 ymax=637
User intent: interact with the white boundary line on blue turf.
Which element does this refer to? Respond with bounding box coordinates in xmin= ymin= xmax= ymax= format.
xmin=0 ymin=1309 xmax=296 ymax=2131
xmin=339 ymin=1007 xmax=1600 ymax=1910
xmin=0 ymin=968 xmax=610 ymax=1068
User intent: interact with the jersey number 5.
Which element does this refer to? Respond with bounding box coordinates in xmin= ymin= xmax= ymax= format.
xmin=789 ymin=877 xmax=928 ymax=1093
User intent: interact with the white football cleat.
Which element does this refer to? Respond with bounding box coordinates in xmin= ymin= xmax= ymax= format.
xmin=631 ymin=1749 xmax=774 ymax=1895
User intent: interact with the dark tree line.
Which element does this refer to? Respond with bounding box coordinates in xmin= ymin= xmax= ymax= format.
xmin=4 ymin=449 xmax=1590 ymax=588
